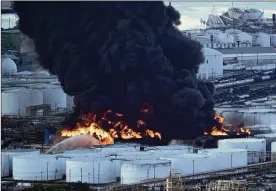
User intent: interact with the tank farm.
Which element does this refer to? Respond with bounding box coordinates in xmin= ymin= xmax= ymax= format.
xmin=2 ymin=1 xmax=276 ymax=191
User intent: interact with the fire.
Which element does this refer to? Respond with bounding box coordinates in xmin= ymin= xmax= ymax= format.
xmin=204 ymin=113 xmax=251 ymax=136
xmin=61 ymin=108 xmax=161 ymax=144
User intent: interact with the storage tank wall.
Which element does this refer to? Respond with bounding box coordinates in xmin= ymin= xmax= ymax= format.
xmin=271 ymin=142 xmax=276 ymax=161
xmin=198 ymin=149 xmax=247 ymax=170
xmin=13 ymin=155 xmax=63 ymax=181
xmin=256 ymin=33 xmax=271 ymax=47
xmin=43 ymin=88 xmax=67 ymax=109
xmin=1 ymin=91 xmax=20 ymax=115
xmin=1 ymin=154 xmax=9 ymax=177
xmin=271 ymin=35 xmax=276 ymax=47
xmin=3 ymin=149 xmax=40 ymax=173
xmin=165 ymin=156 xmax=213 ymax=175
xmin=66 ymin=158 xmax=116 ymax=184
xmin=120 ymin=160 xmax=171 ymax=185
xmin=218 ymin=138 xmax=266 ymax=164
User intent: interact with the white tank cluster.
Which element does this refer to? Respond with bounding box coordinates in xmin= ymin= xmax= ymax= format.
xmin=66 ymin=157 xmax=116 ymax=184
xmin=13 ymin=155 xmax=63 ymax=181
xmin=120 ymin=160 xmax=171 ymax=185
xmin=218 ymin=138 xmax=266 ymax=164
xmin=198 ymin=148 xmax=247 ymax=170
xmin=1 ymin=85 xmax=70 ymax=115
xmin=6 ymin=140 xmax=273 ymax=185
xmin=2 ymin=149 xmax=40 ymax=174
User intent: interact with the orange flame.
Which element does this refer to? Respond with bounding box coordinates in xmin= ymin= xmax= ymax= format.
xmin=61 ymin=108 xmax=161 ymax=144
xmin=204 ymin=113 xmax=251 ymax=136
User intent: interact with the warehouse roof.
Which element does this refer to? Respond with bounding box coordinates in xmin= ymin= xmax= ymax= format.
xmin=216 ymin=47 xmax=276 ymax=55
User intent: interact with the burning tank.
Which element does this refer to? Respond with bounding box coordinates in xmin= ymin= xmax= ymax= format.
xmin=195 ymin=113 xmax=252 ymax=148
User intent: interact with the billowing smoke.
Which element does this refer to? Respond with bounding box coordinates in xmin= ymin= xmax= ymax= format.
xmin=14 ymin=1 xmax=216 ymax=142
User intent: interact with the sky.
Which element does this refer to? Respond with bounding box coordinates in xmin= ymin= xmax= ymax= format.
xmin=2 ymin=2 xmax=276 ymax=30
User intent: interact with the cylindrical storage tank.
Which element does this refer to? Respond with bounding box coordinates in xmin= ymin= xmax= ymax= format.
xmin=149 ymin=149 xmax=193 ymax=158
xmin=254 ymin=33 xmax=271 ymax=47
xmin=1 ymin=88 xmax=31 ymax=115
xmin=43 ymin=87 xmax=66 ymax=110
xmin=271 ymin=35 xmax=276 ymax=47
xmin=146 ymin=145 xmax=193 ymax=151
xmin=271 ymin=142 xmax=276 ymax=161
xmin=235 ymin=32 xmax=252 ymax=44
xmin=13 ymin=155 xmax=63 ymax=181
xmin=62 ymin=149 xmax=101 ymax=155
xmin=1 ymin=57 xmax=18 ymax=75
xmin=66 ymin=157 xmax=116 ymax=184
xmin=109 ymin=151 xmax=155 ymax=178
xmin=66 ymin=95 xmax=74 ymax=110
xmin=28 ymin=88 xmax=44 ymax=108
xmin=217 ymin=33 xmax=234 ymax=43
xmin=1 ymin=154 xmax=9 ymax=177
xmin=120 ymin=160 xmax=171 ymax=185
xmin=238 ymin=109 xmax=276 ymax=126
xmin=198 ymin=149 xmax=247 ymax=170
xmin=2 ymin=149 xmax=40 ymax=173
xmin=218 ymin=138 xmax=266 ymax=164
xmin=1 ymin=90 xmax=20 ymax=115
xmin=254 ymin=133 xmax=276 ymax=151
xmin=162 ymin=154 xmax=213 ymax=175
xmin=98 ymin=144 xmax=140 ymax=154
xmin=55 ymin=153 xmax=104 ymax=176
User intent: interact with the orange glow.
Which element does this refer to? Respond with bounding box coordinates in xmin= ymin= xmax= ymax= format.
xmin=61 ymin=109 xmax=161 ymax=144
xmin=204 ymin=113 xmax=251 ymax=136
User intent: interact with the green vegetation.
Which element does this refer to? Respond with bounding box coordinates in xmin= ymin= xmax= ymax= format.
xmin=1 ymin=30 xmax=21 ymax=51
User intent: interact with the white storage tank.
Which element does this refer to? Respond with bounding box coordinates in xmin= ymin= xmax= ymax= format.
xmin=2 ymin=89 xmax=20 ymax=115
xmin=253 ymin=33 xmax=271 ymax=47
xmin=55 ymin=153 xmax=104 ymax=175
xmin=109 ymin=151 xmax=156 ymax=178
xmin=66 ymin=157 xmax=116 ymax=184
xmin=254 ymin=133 xmax=276 ymax=151
xmin=235 ymin=32 xmax=252 ymax=44
xmin=238 ymin=109 xmax=276 ymax=126
xmin=98 ymin=144 xmax=140 ymax=154
xmin=271 ymin=142 xmax=276 ymax=161
xmin=146 ymin=145 xmax=193 ymax=151
xmin=62 ymin=149 xmax=101 ymax=155
xmin=28 ymin=88 xmax=44 ymax=107
xmin=163 ymin=154 xmax=213 ymax=175
xmin=218 ymin=138 xmax=266 ymax=164
xmin=198 ymin=48 xmax=223 ymax=79
xmin=121 ymin=160 xmax=171 ymax=185
xmin=43 ymin=87 xmax=67 ymax=110
xmin=149 ymin=149 xmax=193 ymax=158
xmin=271 ymin=34 xmax=276 ymax=47
xmin=2 ymin=57 xmax=17 ymax=75
xmin=1 ymin=88 xmax=32 ymax=115
xmin=217 ymin=33 xmax=234 ymax=43
xmin=13 ymin=155 xmax=63 ymax=181
xmin=66 ymin=95 xmax=74 ymax=110
xmin=198 ymin=148 xmax=247 ymax=170
xmin=2 ymin=149 xmax=40 ymax=173
xmin=1 ymin=154 xmax=9 ymax=177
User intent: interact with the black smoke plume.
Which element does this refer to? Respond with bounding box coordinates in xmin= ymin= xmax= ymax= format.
xmin=14 ymin=1 xmax=216 ymax=142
